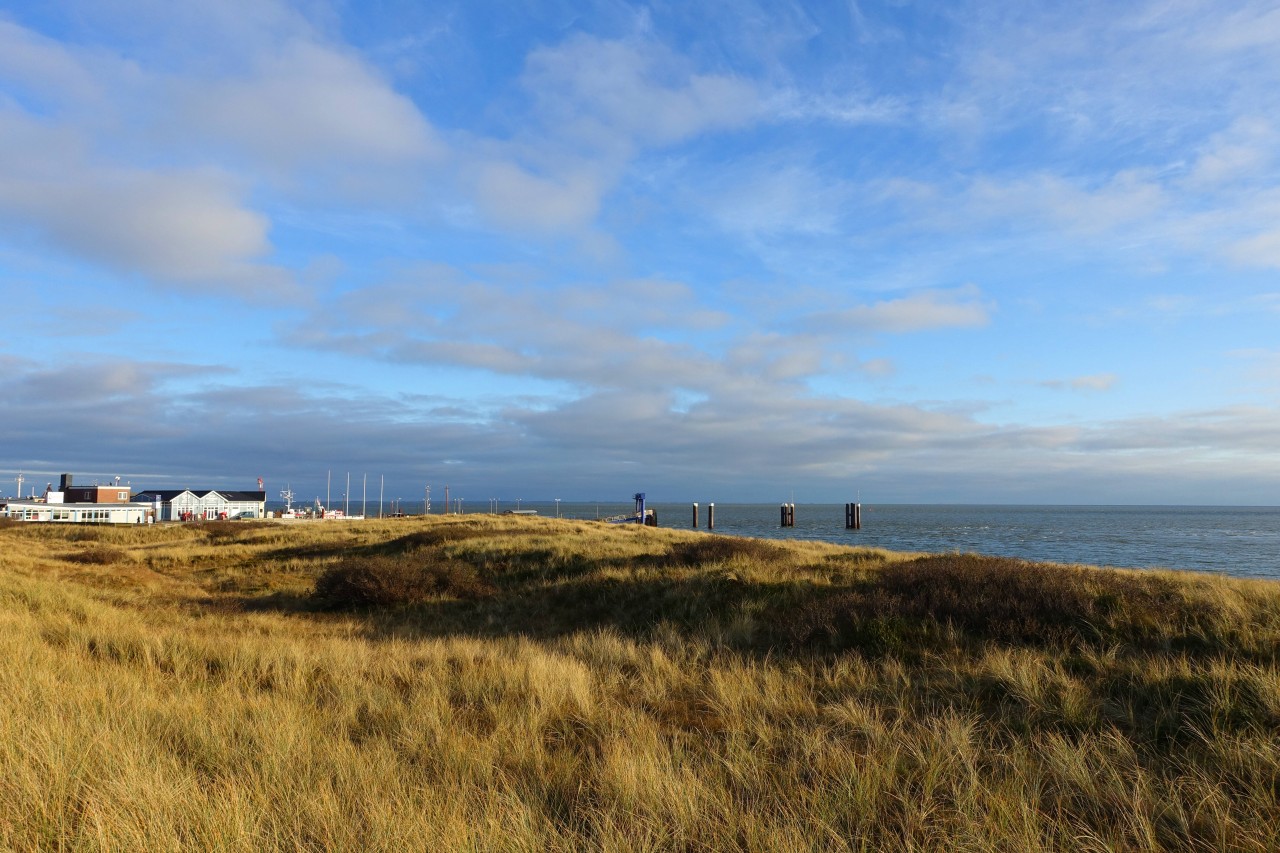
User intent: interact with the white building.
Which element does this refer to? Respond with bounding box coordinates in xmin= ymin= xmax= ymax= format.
xmin=2 ymin=501 xmax=152 ymax=524
xmin=131 ymin=489 xmax=266 ymax=521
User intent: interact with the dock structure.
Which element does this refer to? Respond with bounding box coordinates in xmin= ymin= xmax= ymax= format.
xmin=780 ymin=503 xmax=795 ymax=527
xmin=845 ymin=502 xmax=862 ymax=530
xmin=605 ymin=492 xmax=657 ymax=526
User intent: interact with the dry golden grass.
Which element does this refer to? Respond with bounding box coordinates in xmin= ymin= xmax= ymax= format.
xmin=1 ymin=514 xmax=1278 ymax=851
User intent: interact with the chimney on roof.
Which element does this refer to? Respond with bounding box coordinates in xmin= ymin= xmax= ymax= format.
xmin=60 ymin=473 xmax=73 ymax=490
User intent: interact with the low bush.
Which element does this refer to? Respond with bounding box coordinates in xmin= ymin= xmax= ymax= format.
xmin=664 ymin=535 xmax=790 ymax=567
xmin=203 ymin=520 xmax=273 ymax=544
xmin=380 ymin=527 xmax=494 ymax=552
xmin=312 ymin=554 xmax=494 ymax=609
xmin=788 ymin=553 xmax=1193 ymax=653
xmin=63 ymin=545 xmax=128 ymax=565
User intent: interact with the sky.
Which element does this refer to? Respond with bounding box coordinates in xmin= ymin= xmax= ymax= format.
xmin=2 ymin=0 xmax=1279 ymax=506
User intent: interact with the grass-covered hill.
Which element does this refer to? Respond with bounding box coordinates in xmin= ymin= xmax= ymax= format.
xmin=2 ymin=514 xmax=1278 ymax=851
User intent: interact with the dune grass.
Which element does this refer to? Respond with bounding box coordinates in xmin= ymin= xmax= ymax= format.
xmin=1 ymin=514 xmax=1278 ymax=850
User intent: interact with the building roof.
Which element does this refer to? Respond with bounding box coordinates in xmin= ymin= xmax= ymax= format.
xmin=217 ymin=491 xmax=267 ymax=502
xmin=134 ymin=490 xmax=266 ymax=502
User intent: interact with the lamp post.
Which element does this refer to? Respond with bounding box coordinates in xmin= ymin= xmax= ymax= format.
xmin=555 ymin=498 xmax=561 ymax=518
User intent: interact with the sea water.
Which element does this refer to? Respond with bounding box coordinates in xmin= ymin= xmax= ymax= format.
xmin=535 ymin=502 xmax=1280 ymax=580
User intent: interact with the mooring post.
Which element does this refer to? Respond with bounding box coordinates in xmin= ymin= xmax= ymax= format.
xmin=708 ymin=503 xmax=715 ymax=529
xmin=781 ymin=503 xmax=795 ymax=527
xmin=692 ymin=502 xmax=699 ymax=528
xmin=854 ymin=502 xmax=862 ymax=530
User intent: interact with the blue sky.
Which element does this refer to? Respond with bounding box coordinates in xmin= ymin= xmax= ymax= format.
xmin=2 ymin=0 xmax=1279 ymax=505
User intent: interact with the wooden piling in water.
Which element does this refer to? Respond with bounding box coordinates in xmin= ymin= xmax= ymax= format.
xmin=845 ymin=502 xmax=862 ymax=530
xmin=780 ymin=503 xmax=795 ymax=527
xmin=708 ymin=503 xmax=715 ymax=529
xmin=692 ymin=502 xmax=699 ymax=528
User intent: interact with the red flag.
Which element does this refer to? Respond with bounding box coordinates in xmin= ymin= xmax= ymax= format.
xmin=257 ymin=477 xmax=263 ymax=490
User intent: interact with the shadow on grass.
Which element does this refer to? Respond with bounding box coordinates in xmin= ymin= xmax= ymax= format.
xmin=258 ymin=525 xmax=541 ymax=564
xmin=234 ymin=549 xmax=1280 ymax=667
xmin=217 ymin=546 xmax=1280 ymax=769
xmin=783 ymin=554 xmax=1203 ymax=655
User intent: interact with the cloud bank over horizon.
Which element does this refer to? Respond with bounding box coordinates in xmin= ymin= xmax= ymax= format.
xmin=2 ymin=0 xmax=1279 ymax=505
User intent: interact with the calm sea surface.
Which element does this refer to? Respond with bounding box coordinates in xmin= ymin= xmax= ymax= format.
xmin=522 ymin=502 xmax=1280 ymax=580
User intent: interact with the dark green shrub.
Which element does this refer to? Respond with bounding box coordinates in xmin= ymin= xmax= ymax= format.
xmin=788 ymin=554 xmax=1192 ymax=652
xmin=664 ymin=536 xmax=789 ymax=567
xmin=313 ymin=554 xmax=494 ymax=609
xmin=381 ymin=527 xmax=493 ymax=552
xmin=203 ymin=520 xmax=272 ymax=543
xmin=64 ymin=545 xmax=127 ymax=565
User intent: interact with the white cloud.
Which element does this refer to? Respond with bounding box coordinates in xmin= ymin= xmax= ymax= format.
xmin=0 ymin=10 xmax=455 ymax=292
xmin=289 ymin=267 xmax=743 ymax=393
xmin=1225 ymin=229 xmax=1280 ymax=270
xmin=1200 ymin=3 xmax=1280 ymax=52
xmin=706 ymin=163 xmax=849 ymax=237
xmin=521 ymin=34 xmax=760 ymax=151
xmin=457 ymin=32 xmax=762 ymax=236
xmin=473 ymin=162 xmax=605 ymax=233
xmin=1227 ymin=348 xmax=1280 ymax=388
xmin=0 ymin=111 xmax=293 ymax=296
xmin=932 ymin=1 xmax=1280 ymax=150
xmin=968 ymin=172 xmax=1165 ymax=236
xmin=1039 ymin=373 xmax=1118 ymax=392
xmin=0 ymin=357 xmax=228 ymax=406
xmin=0 ymin=19 xmax=104 ymax=104
xmin=764 ymin=89 xmax=906 ymax=125
xmin=1185 ymin=117 xmax=1276 ymax=189
xmin=804 ymin=285 xmax=992 ymax=334
xmin=179 ymin=39 xmax=443 ymax=184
